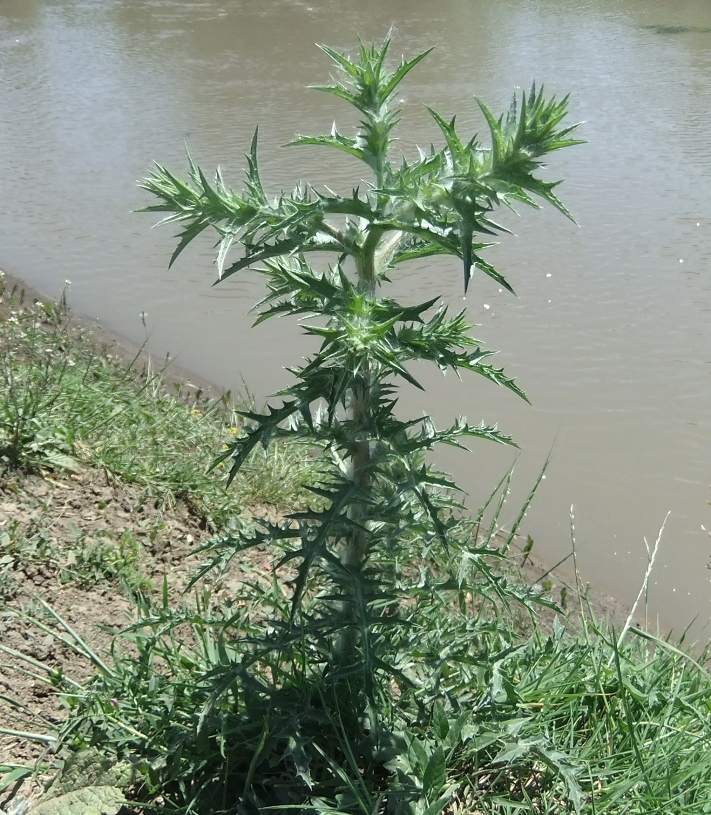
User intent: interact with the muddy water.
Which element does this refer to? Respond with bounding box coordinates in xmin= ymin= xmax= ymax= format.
xmin=2 ymin=0 xmax=711 ymax=637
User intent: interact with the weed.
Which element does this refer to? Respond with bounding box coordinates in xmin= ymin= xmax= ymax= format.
xmin=141 ymin=29 xmax=580 ymax=686
xmin=59 ymin=531 xmax=152 ymax=595
xmin=0 ymin=516 xmax=150 ymax=598
xmin=0 ymin=284 xmax=77 ymax=473
xmin=4 ymin=521 xmax=711 ymax=814
xmin=3 ymin=33 xmax=711 ymax=815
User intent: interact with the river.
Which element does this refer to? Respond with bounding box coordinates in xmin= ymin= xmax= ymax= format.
xmin=1 ymin=0 xmax=711 ymax=638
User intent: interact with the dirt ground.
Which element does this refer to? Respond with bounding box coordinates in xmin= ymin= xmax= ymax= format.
xmin=0 ymin=467 xmax=277 ymax=783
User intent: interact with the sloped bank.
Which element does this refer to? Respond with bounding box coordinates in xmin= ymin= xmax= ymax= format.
xmin=2 ymin=271 xmax=708 ymax=815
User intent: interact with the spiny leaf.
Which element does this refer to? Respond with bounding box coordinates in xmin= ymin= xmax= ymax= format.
xmin=288 ymin=132 xmax=365 ymax=162
xmin=245 ymin=126 xmax=267 ymax=205
xmin=380 ymin=46 xmax=434 ymax=100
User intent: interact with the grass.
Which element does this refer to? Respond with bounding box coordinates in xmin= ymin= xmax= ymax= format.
xmin=0 ymin=272 xmax=322 ymax=526
xmin=5 ymin=548 xmax=711 ymax=815
xmin=1 ymin=275 xmax=711 ymax=815
xmin=0 ymin=522 xmax=152 ymax=598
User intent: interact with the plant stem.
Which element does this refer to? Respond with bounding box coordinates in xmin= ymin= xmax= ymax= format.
xmin=338 ymin=238 xmax=379 ymax=659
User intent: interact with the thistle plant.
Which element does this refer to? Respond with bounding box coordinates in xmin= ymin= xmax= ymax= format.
xmin=140 ymin=34 xmax=581 ymax=674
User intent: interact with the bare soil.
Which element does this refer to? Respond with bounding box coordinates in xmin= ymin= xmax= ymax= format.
xmin=0 ymin=466 xmax=274 ymax=780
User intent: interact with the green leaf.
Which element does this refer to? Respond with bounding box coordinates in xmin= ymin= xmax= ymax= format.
xmin=470 ymin=252 xmax=515 ymax=295
xmin=245 ymin=126 xmax=268 ymax=205
xmin=43 ymin=451 xmax=80 ymax=472
xmin=431 ymin=701 xmax=449 ymax=742
xmin=0 ymin=764 xmax=32 ymax=793
xmin=380 ymin=47 xmax=434 ymax=100
xmin=30 ymin=751 xmax=136 ymax=815
xmin=32 ymin=786 xmax=125 ymax=815
xmin=45 ymin=751 xmax=134 ymax=795
xmin=467 ymin=362 xmax=529 ymax=403
xmin=315 ymin=42 xmax=362 ymax=80
xmin=167 ymin=218 xmax=211 ymax=268
xmin=443 ymin=711 xmax=470 ymax=756
xmin=212 ymin=400 xmax=303 ymax=484
xmin=427 ymin=107 xmax=465 ymax=157
xmin=422 ymin=747 xmax=446 ymax=799
xmin=421 ymin=792 xmax=454 ymax=815
xmin=408 ymin=735 xmax=430 ymax=777
xmin=288 ymin=132 xmax=365 ymax=162
xmin=492 ymin=739 xmax=531 ymax=764
xmin=284 ymin=736 xmax=313 ymax=789
xmin=217 ymin=237 xmax=303 ymax=281
xmin=390 ymin=238 xmax=451 ymax=265
xmin=532 ymin=743 xmax=584 ymax=814
xmin=376 ymin=220 xmax=462 ymax=258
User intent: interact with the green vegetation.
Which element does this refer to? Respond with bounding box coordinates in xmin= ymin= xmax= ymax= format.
xmin=0 ymin=272 xmax=321 ymax=606
xmin=1 ymin=35 xmax=711 ymax=815
xmin=140 ymin=31 xmax=580 ymax=669
xmin=0 ymin=272 xmax=320 ymax=524
xmin=0 ymin=521 xmax=152 ymax=598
